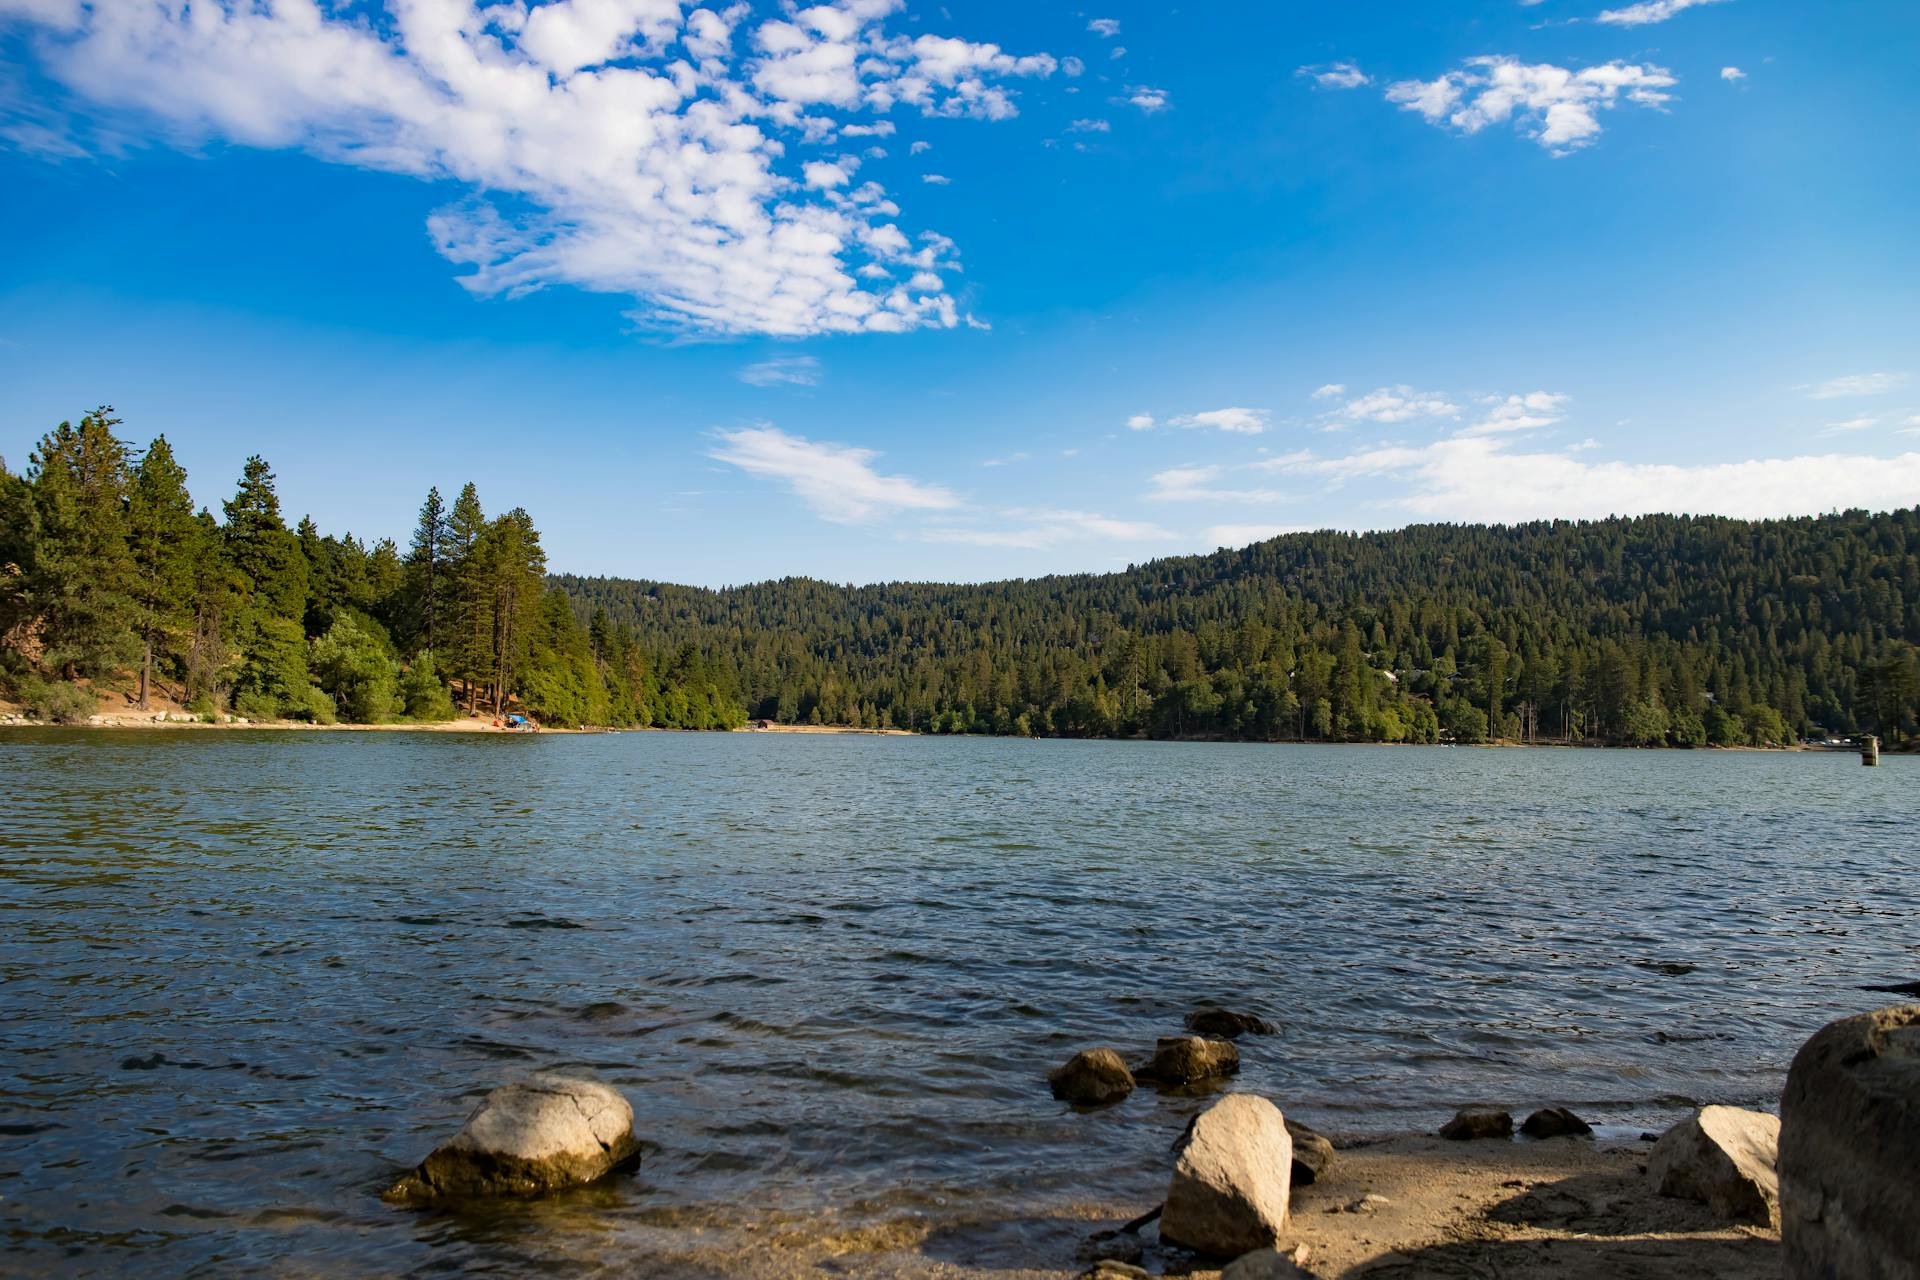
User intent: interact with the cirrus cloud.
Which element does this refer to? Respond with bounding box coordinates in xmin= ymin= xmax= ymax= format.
xmin=709 ymin=425 xmax=959 ymax=522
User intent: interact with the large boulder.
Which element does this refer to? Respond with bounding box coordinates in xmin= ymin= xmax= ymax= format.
xmin=1439 ymin=1106 xmax=1512 ymax=1140
xmin=1050 ymin=1048 xmax=1136 ymax=1107
xmin=385 ymin=1075 xmax=639 ymax=1202
xmin=1186 ymin=1008 xmax=1278 ymax=1039
xmin=1284 ymin=1117 xmax=1334 ymax=1185
xmin=1143 ymin=1035 xmax=1240 ymax=1086
xmin=1160 ymin=1093 xmax=1293 ymax=1257
xmin=1780 ymin=1004 xmax=1920 ymax=1278
xmin=1648 ymin=1105 xmax=1779 ymax=1226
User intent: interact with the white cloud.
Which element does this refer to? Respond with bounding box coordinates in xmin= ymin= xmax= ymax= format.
xmin=921 ymin=173 xmax=952 ymax=185
xmin=1328 ymin=386 xmax=1461 ymax=424
xmin=709 ymin=426 xmax=959 ymax=522
xmin=1068 ymin=118 xmax=1111 ymax=133
xmin=1801 ymin=372 xmax=1909 ymax=399
xmin=910 ymin=139 xmax=932 ymax=155
xmin=1169 ymin=407 xmax=1270 ymax=434
xmin=1262 ymin=437 xmax=1920 ymax=524
xmin=1299 ymin=62 xmax=1370 ymax=90
xmin=1821 ymin=417 xmax=1878 ymax=435
xmin=1061 ymin=56 xmax=1085 ymax=77
xmin=1127 ymin=413 xmax=1156 ymax=431
xmin=1457 ymin=391 xmax=1570 ymax=436
xmin=739 ymin=355 xmax=821 ymax=387
xmin=1720 ymin=66 xmax=1746 ymax=82
xmin=1087 ymin=18 xmax=1121 ymax=37
xmin=1147 ymin=464 xmax=1290 ymax=504
xmin=1204 ymin=524 xmax=1312 ymax=548
xmin=2 ymin=0 xmax=1057 ymax=337
xmin=1128 ymin=86 xmax=1170 ymax=113
xmin=923 ymin=508 xmax=1171 ymax=549
xmin=1387 ymin=56 xmax=1676 ymax=154
xmin=1596 ymin=0 xmax=1727 ymax=26
xmin=1312 ymin=383 xmax=1346 ymax=399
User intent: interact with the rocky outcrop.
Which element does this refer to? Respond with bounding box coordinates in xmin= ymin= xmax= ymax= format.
xmin=1439 ymin=1106 xmax=1512 ymax=1140
xmin=1648 ymin=1105 xmax=1779 ymax=1226
xmin=385 ymin=1075 xmax=639 ymax=1202
xmin=1050 ymin=1048 xmax=1136 ymax=1107
xmin=1142 ymin=1035 xmax=1240 ymax=1086
xmin=1780 ymin=1004 xmax=1920 ymax=1278
xmin=1222 ymin=1246 xmax=1314 ymax=1279
xmin=1186 ymin=1008 xmax=1277 ymax=1039
xmin=1160 ymin=1094 xmax=1293 ymax=1257
xmin=1521 ymin=1107 xmax=1592 ymax=1139
xmin=1284 ymin=1117 xmax=1334 ymax=1185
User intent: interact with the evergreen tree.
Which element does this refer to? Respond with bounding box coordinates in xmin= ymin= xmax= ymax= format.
xmin=404 ymin=486 xmax=447 ymax=653
xmin=27 ymin=408 xmax=138 ymax=679
xmin=125 ymin=436 xmax=200 ymax=709
xmin=222 ymin=456 xmax=311 ymax=714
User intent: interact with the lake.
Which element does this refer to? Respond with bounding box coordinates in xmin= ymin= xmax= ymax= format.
xmin=1 ymin=731 xmax=1914 ymax=1276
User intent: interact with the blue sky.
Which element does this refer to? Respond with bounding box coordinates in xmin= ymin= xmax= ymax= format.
xmin=1 ymin=0 xmax=1916 ymax=585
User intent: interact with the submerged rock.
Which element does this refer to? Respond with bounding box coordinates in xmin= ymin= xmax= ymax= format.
xmin=1050 ymin=1048 xmax=1136 ymax=1107
xmin=1142 ymin=1035 xmax=1240 ymax=1086
xmin=1185 ymin=1008 xmax=1277 ymax=1039
xmin=1439 ymin=1106 xmax=1513 ymax=1140
xmin=1160 ymin=1093 xmax=1293 ymax=1257
xmin=1781 ymin=1003 xmax=1920 ymax=1278
xmin=1648 ymin=1104 xmax=1779 ymax=1226
xmin=1284 ymin=1117 xmax=1334 ymax=1185
xmin=384 ymin=1075 xmax=638 ymax=1202
xmin=1520 ymin=1107 xmax=1593 ymax=1139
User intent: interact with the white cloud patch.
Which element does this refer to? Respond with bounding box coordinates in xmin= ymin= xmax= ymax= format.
xmin=2 ymin=0 xmax=1057 ymax=337
xmin=1720 ymin=66 xmax=1746 ymax=81
xmin=1299 ymin=62 xmax=1370 ymax=90
xmin=923 ymin=507 xmax=1171 ymax=550
xmin=1127 ymin=413 xmax=1156 ymax=431
xmin=1068 ymin=117 xmax=1111 ymax=133
xmin=921 ymin=173 xmax=951 ymax=184
xmin=1062 ymin=56 xmax=1084 ymax=77
xmin=1168 ymin=407 xmax=1270 ymax=434
xmin=1458 ymin=391 xmax=1570 ymax=436
xmin=1204 ymin=523 xmax=1313 ymax=548
xmin=709 ymin=425 xmax=959 ymax=522
xmin=1821 ymin=417 xmax=1878 ymax=435
xmin=1801 ymin=372 xmax=1909 ymax=399
xmin=1387 ymin=56 xmax=1676 ymax=154
xmin=1596 ymin=0 xmax=1727 ymax=26
xmin=1147 ymin=464 xmax=1290 ymax=504
xmin=739 ymin=355 xmax=821 ymax=387
xmin=1327 ymin=386 xmax=1461 ymax=425
xmin=1311 ymin=383 xmax=1346 ymax=399
xmin=1087 ymin=18 xmax=1121 ymax=38
xmin=1127 ymin=86 xmax=1170 ymax=113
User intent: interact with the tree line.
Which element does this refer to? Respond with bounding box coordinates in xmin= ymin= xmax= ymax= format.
xmin=556 ymin=508 xmax=1920 ymax=748
xmin=0 ymin=409 xmax=743 ymax=729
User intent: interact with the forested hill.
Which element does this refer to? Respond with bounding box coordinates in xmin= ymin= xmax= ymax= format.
xmin=557 ymin=509 xmax=1920 ymax=746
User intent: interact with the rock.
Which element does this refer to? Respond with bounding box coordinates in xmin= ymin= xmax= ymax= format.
xmin=1080 ymin=1262 xmax=1150 ymax=1280
xmin=1284 ymin=1117 xmax=1334 ymax=1185
xmin=1521 ymin=1107 xmax=1593 ymax=1139
xmin=1077 ymin=1229 xmax=1145 ymax=1266
xmin=1186 ymin=1008 xmax=1277 ymax=1039
xmin=1647 ymin=1104 xmax=1779 ymax=1226
xmin=1439 ymin=1106 xmax=1513 ymax=1140
xmin=1160 ymin=1093 xmax=1292 ymax=1257
xmin=1050 ymin=1048 xmax=1136 ymax=1106
xmin=1780 ymin=1004 xmax=1920 ymax=1278
xmin=1142 ymin=1035 xmax=1240 ymax=1085
xmin=1222 ymin=1246 xmax=1314 ymax=1279
xmin=384 ymin=1075 xmax=639 ymax=1202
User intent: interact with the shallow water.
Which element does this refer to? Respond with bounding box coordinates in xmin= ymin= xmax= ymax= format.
xmin=1 ymin=731 xmax=1914 ymax=1276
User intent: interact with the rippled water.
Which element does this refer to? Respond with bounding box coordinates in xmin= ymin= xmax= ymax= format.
xmin=2 ymin=730 xmax=1915 ymax=1276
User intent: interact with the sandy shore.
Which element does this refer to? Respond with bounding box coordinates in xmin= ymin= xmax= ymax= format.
xmin=601 ymin=1134 xmax=1778 ymax=1279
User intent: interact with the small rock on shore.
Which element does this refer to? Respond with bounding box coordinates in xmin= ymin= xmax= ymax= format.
xmin=1648 ymin=1104 xmax=1779 ymax=1226
xmin=1050 ymin=1048 xmax=1136 ymax=1107
xmin=1161 ymin=1093 xmax=1293 ymax=1257
xmin=1439 ymin=1106 xmax=1512 ymax=1141
xmin=1142 ymin=1035 xmax=1240 ymax=1086
xmin=385 ymin=1075 xmax=639 ymax=1202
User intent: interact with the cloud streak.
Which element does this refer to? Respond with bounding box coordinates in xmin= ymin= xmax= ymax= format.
xmin=709 ymin=425 xmax=959 ymax=522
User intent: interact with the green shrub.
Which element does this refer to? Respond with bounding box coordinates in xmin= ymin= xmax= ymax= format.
xmin=20 ymin=676 xmax=99 ymax=724
xmin=185 ymin=693 xmax=218 ymax=721
xmin=290 ymin=686 xmax=338 ymax=725
xmin=232 ymin=690 xmax=281 ymax=723
xmin=309 ymin=616 xmax=397 ymax=722
xmin=397 ymin=652 xmax=456 ymax=722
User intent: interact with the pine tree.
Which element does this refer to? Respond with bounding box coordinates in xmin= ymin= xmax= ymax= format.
xmin=223 ymin=456 xmax=311 ymax=714
xmin=126 ymin=436 xmax=201 ymax=710
xmin=27 ymin=408 xmax=138 ymax=679
xmin=0 ymin=454 xmax=35 ymax=644
xmin=444 ymin=482 xmax=488 ymax=712
xmin=405 ymin=486 xmax=447 ymax=653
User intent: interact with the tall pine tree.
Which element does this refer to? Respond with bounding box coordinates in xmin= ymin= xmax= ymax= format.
xmin=125 ymin=435 xmax=200 ymax=710
xmin=27 ymin=408 xmax=138 ymax=680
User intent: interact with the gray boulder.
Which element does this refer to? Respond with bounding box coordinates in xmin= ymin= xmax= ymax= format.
xmin=1648 ymin=1104 xmax=1779 ymax=1226
xmin=1143 ymin=1035 xmax=1240 ymax=1086
xmin=1284 ymin=1117 xmax=1334 ymax=1185
xmin=1781 ymin=1004 xmax=1920 ymax=1278
xmin=1050 ymin=1048 xmax=1136 ymax=1107
xmin=1160 ymin=1093 xmax=1293 ymax=1257
xmin=385 ymin=1075 xmax=639 ymax=1201
xmin=1439 ymin=1106 xmax=1512 ymax=1140
xmin=1521 ymin=1107 xmax=1593 ymax=1139
xmin=1222 ymin=1247 xmax=1314 ymax=1279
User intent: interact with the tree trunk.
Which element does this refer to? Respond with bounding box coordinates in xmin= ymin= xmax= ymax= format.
xmin=139 ymin=634 xmax=152 ymax=711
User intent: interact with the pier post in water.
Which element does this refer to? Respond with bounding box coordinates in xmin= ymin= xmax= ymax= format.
xmin=1861 ymin=735 xmax=1879 ymax=766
